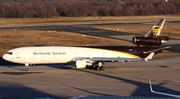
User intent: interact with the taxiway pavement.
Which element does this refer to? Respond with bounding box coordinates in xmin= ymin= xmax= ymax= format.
xmin=0 ymin=55 xmax=180 ymax=99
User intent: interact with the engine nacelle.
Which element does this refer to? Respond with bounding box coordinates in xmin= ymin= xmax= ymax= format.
xmin=132 ymin=36 xmax=169 ymax=45
xmin=75 ymin=60 xmax=90 ymax=68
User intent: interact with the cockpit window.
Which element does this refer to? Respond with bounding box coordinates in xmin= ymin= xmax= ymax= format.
xmin=6 ymin=52 xmax=13 ymax=55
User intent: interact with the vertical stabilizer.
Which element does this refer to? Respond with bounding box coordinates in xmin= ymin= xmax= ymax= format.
xmin=143 ymin=19 xmax=166 ymax=37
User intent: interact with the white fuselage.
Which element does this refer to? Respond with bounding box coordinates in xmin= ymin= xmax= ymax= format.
xmin=2 ymin=46 xmax=140 ymax=64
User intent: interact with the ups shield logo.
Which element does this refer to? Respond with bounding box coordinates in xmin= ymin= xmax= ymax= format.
xmin=152 ymin=26 xmax=160 ymax=35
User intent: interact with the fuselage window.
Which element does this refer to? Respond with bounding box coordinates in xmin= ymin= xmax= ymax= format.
xmin=6 ymin=52 xmax=13 ymax=55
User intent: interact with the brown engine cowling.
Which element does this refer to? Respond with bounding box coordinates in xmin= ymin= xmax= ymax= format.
xmin=132 ymin=36 xmax=169 ymax=45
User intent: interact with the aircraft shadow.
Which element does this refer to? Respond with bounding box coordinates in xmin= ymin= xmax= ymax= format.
xmin=164 ymin=44 xmax=180 ymax=54
xmin=73 ymin=69 xmax=180 ymax=97
xmin=0 ymin=82 xmax=67 ymax=99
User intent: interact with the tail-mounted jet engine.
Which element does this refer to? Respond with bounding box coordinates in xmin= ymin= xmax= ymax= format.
xmin=132 ymin=36 xmax=169 ymax=46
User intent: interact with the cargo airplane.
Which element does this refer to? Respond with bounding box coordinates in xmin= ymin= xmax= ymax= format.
xmin=3 ymin=19 xmax=170 ymax=71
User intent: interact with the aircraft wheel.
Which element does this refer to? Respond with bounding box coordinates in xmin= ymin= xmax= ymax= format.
xmin=25 ymin=68 xmax=29 ymax=71
xmin=100 ymin=66 xmax=105 ymax=70
xmin=95 ymin=66 xmax=100 ymax=70
xmin=86 ymin=65 xmax=90 ymax=69
xmin=90 ymin=65 xmax=95 ymax=69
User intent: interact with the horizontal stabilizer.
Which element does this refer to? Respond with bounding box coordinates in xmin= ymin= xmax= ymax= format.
xmin=143 ymin=46 xmax=171 ymax=54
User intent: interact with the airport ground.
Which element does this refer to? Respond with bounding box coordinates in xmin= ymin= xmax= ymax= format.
xmin=0 ymin=56 xmax=180 ymax=99
xmin=0 ymin=16 xmax=180 ymax=99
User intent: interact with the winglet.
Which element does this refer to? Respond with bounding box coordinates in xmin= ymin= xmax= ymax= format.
xmin=149 ymin=79 xmax=180 ymax=98
xmin=144 ymin=52 xmax=155 ymax=62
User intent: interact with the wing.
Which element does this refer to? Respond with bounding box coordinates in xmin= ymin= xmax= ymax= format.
xmin=90 ymin=57 xmax=141 ymax=62
xmin=143 ymin=46 xmax=171 ymax=54
xmin=72 ymin=52 xmax=155 ymax=63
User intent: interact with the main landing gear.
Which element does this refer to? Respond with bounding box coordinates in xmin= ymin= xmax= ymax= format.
xmin=86 ymin=62 xmax=106 ymax=70
xmin=94 ymin=65 xmax=106 ymax=70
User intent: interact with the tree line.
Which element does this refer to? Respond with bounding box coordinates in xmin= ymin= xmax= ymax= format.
xmin=0 ymin=0 xmax=179 ymax=18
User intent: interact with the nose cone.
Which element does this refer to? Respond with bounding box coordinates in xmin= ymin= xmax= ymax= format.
xmin=2 ymin=54 xmax=8 ymax=61
xmin=2 ymin=54 xmax=12 ymax=62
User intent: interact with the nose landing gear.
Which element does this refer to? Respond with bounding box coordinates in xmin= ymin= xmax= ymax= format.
xmin=25 ymin=68 xmax=29 ymax=71
xmin=25 ymin=63 xmax=29 ymax=71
